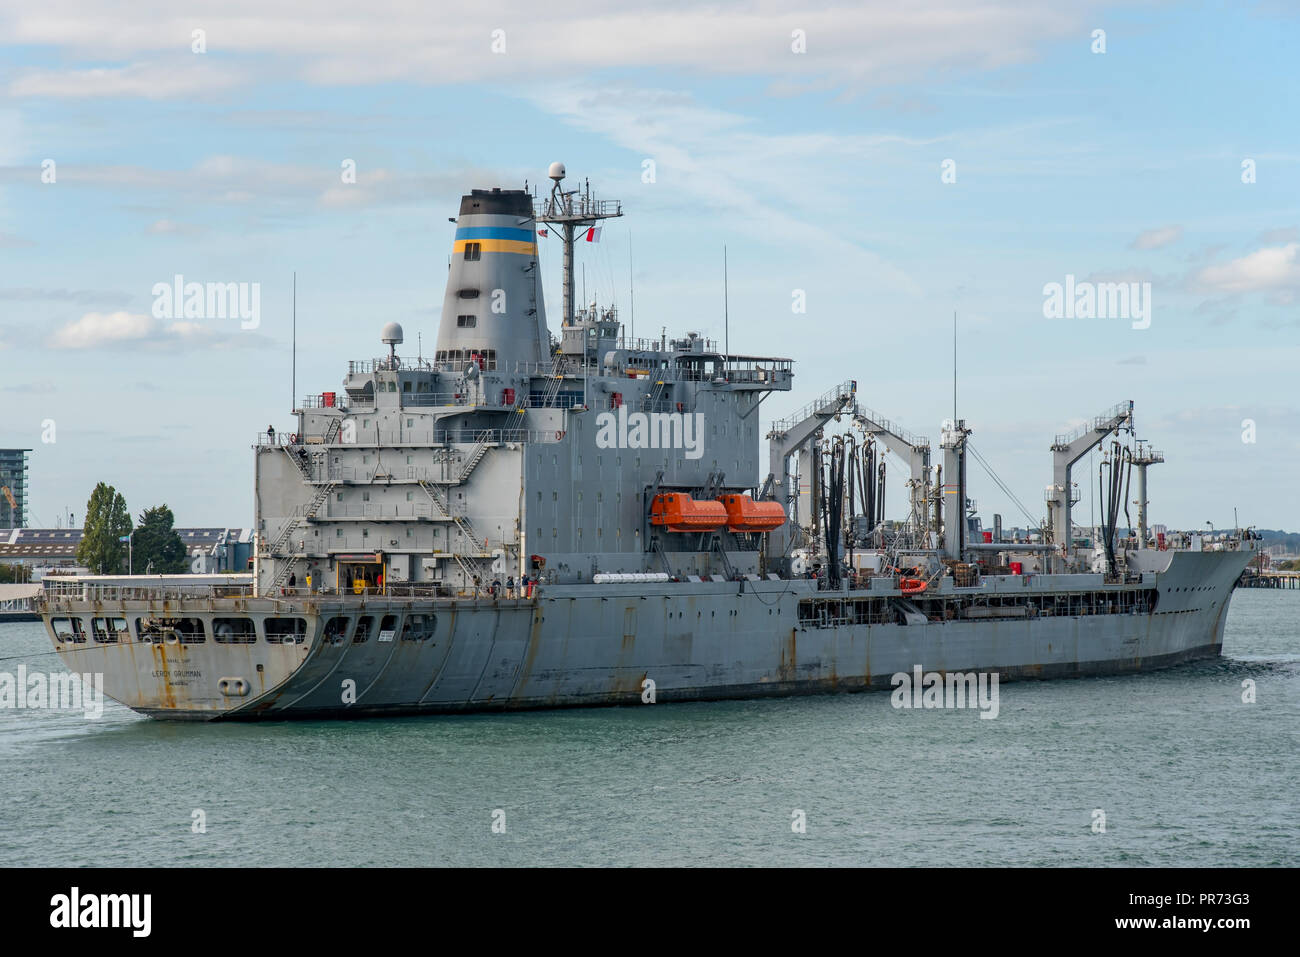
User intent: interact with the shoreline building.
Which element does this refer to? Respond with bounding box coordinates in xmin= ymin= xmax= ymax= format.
xmin=0 ymin=449 xmax=30 ymax=530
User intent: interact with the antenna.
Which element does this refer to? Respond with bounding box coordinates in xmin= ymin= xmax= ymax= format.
xmin=628 ymin=232 xmax=635 ymax=343
xmin=292 ymin=271 xmax=297 ymax=411
xmin=535 ymin=162 xmax=623 ymax=328
xmin=724 ymin=245 xmax=729 ymax=370
xmin=952 ymin=310 xmax=957 ymax=424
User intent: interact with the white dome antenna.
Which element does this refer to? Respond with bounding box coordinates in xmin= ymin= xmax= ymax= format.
xmin=381 ymin=321 xmax=404 ymax=368
xmin=548 ymin=162 xmax=566 ymax=182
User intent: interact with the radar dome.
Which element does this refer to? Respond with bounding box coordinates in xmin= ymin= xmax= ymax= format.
xmin=548 ymin=162 xmax=566 ymax=182
xmin=381 ymin=322 xmax=404 ymax=345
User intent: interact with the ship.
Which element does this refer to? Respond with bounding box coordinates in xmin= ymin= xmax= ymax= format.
xmin=38 ymin=164 xmax=1256 ymax=720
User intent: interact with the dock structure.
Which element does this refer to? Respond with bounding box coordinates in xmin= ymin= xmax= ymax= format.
xmin=1239 ymin=571 xmax=1300 ymax=589
xmin=0 ymin=583 xmax=41 ymax=622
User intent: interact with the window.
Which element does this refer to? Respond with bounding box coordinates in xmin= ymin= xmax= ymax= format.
xmin=264 ymin=618 xmax=307 ymax=644
xmin=136 ymin=617 xmax=205 ymax=644
xmin=336 ymin=528 xmax=344 ymax=537
xmin=51 ymin=617 xmax=87 ymax=643
xmin=401 ymin=614 xmax=436 ymax=641
xmin=464 ymin=242 xmax=481 ymax=261
xmin=337 ymin=493 xmax=344 ymax=501
xmin=406 ymin=492 xmax=413 ymax=501
xmin=406 ymin=418 xmax=413 ymax=427
xmin=214 ymin=618 xmax=257 ymax=644
xmin=92 ymin=617 xmax=128 ymax=643
xmin=458 ymin=288 xmax=480 ymax=299
xmin=403 ymin=382 xmax=412 ymax=393
xmin=457 ymin=315 xmax=477 ymax=328
xmin=323 ymin=616 xmax=350 ymax=645
xmin=353 ymin=616 xmax=373 ymax=643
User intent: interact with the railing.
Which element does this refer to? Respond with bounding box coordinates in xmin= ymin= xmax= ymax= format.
xmin=769 ymin=379 xmax=857 ymax=436
xmin=316 ymin=503 xmax=438 ymax=520
xmin=42 ymin=581 xmax=256 ymax=601
xmin=524 ymin=393 xmax=585 ymax=409
xmin=1053 ymin=400 xmax=1133 ymax=448
xmin=536 ymin=197 xmax=622 ymax=220
xmin=853 ymin=402 xmax=929 ymax=450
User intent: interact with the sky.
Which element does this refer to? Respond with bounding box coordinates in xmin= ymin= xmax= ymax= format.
xmin=0 ymin=0 xmax=1297 ymax=532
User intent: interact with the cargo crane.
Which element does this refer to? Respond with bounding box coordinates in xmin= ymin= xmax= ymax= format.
xmin=1046 ymin=400 xmax=1134 ymax=568
xmin=851 ymin=402 xmax=932 ymax=545
xmin=761 ymin=379 xmax=856 ymax=573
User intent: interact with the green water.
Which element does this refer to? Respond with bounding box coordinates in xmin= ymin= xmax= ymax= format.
xmin=1 ymin=589 xmax=1296 ymax=866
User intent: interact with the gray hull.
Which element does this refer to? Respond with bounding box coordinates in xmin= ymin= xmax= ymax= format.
xmin=43 ymin=549 xmax=1250 ymax=721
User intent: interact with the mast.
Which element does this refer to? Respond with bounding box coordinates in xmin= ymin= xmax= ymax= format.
xmin=535 ymin=163 xmax=623 ymax=329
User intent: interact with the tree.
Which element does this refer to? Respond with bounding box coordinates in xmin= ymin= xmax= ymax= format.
xmin=133 ymin=505 xmax=188 ymax=574
xmin=75 ymin=483 xmax=133 ymax=574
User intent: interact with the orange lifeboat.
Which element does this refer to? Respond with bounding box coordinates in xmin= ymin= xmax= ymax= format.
xmin=716 ymin=494 xmax=786 ymax=533
xmin=650 ymin=493 xmax=728 ymax=532
xmin=899 ymin=578 xmax=928 ymax=595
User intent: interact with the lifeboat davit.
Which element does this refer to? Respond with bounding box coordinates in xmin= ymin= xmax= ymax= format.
xmin=716 ymin=494 xmax=786 ymax=532
xmin=650 ymin=493 xmax=728 ymax=532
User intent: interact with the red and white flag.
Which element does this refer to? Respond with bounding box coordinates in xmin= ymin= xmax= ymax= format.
xmin=584 ymin=226 xmax=602 ymax=243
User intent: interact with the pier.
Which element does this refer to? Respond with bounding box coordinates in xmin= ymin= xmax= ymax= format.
xmin=1239 ymin=571 xmax=1300 ymax=590
xmin=0 ymin=583 xmax=41 ymax=622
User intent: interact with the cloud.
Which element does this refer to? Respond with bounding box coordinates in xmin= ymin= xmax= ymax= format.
xmin=49 ymin=311 xmax=263 ymax=350
xmin=0 ymin=155 xmax=497 ymax=215
xmin=1131 ymin=225 xmax=1182 ymax=250
xmin=146 ymin=219 xmax=206 ymax=235
xmin=1258 ymin=227 xmax=1298 ymax=244
xmin=50 ymin=311 xmax=154 ymax=347
xmin=1193 ymin=243 xmax=1300 ymax=295
xmin=0 ymin=287 xmax=134 ymax=306
xmin=8 ymin=59 xmax=245 ymax=99
xmin=1 ymin=1 xmax=1107 ymax=98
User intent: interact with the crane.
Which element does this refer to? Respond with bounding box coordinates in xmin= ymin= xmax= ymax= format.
xmin=1046 ymin=400 xmax=1134 ymax=564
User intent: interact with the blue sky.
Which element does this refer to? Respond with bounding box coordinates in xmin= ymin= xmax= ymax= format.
xmin=1 ymin=0 xmax=1297 ymax=531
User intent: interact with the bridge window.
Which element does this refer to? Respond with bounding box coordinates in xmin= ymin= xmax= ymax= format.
xmin=463 ymin=242 xmax=481 ymax=261
xmin=214 ymin=617 xmax=257 ymax=644
xmin=457 ymin=315 xmax=477 ymax=328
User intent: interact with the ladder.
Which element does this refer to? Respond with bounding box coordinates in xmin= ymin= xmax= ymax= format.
xmin=418 ymin=479 xmax=482 ymax=556
xmin=266 ymin=556 xmax=300 ymax=592
xmin=458 ymin=435 xmax=491 ymax=482
xmin=541 ymin=357 xmax=567 ymax=407
xmin=267 ymin=481 xmax=337 ymax=554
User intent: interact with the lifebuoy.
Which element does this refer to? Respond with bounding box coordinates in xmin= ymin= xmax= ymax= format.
xmin=555 ymin=430 xmax=565 ymax=441
xmin=289 ymin=433 xmax=299 ymax=444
